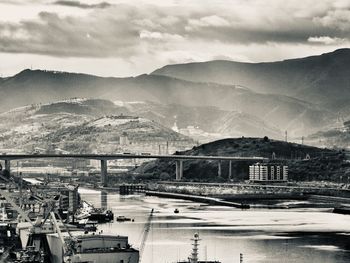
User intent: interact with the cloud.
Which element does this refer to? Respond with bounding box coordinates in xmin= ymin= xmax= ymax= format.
xmin=53 ymin=1 xmax=112 ymax=9
xmin=313 ymin=9 xmax=350 ymax=31
xmin=187 ymin=15 xmax=231 ymax=30
xmin=0 ymin=7 xmax=142 ymax=57
xmin=307 ymin=36 xmax=346 ymax=45
xmin=139 ymin=30 xmax=184 ymax=41
xmin=0 ymin=0 xmax=349 ymax=63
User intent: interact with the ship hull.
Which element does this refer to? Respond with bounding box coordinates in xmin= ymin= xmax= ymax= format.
xmin=69 ymin=250 xmax=139 ymax=263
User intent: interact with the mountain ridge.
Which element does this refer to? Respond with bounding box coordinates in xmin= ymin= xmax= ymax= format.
xmin=152 ymin=48 xmax=350 ymax=108
xmin=1 ymin=49 xmax=346 ymax=138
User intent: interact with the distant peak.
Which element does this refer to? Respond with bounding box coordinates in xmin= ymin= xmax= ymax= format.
xmin=14 ymin=68 xmax=49 ymax=78
xmin=327 ymin=48 xmax=350 ymax=56
xmin=331 ymin=48 xmax=350 ymax=53
xmin=17 ymin=68 xmax=33 ymax=74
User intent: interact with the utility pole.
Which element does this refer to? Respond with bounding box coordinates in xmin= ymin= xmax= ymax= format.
xmin=285 ymin=131 xmax=288 ymax=142
xmin=301 ymin=136 xmax=304 ymax=145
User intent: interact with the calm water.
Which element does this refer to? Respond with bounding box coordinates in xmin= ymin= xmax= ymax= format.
xmin=79 ymin=188 xmax=350 ymax=263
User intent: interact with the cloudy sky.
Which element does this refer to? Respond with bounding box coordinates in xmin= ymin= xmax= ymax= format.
xmin=0 ymin=0 xmax=349 ymax=77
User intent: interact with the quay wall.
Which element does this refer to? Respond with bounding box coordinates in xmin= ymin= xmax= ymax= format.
xmin=145 ymin=190 xmax=249 ymax=208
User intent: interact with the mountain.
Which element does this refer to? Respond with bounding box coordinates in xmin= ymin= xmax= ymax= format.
xmin=0 ymin=99 xmax=194 ymax=154
xmin=122 ymin=101 xmax=282 ymax=141
xmin=36 ymin=98 xmax=129 ymax=116
xmin=136 ymin=138 xmax=348 ymax=182
xmin=0 ymin=69 xmax=335 ymax=137
xmin=0 ymin=69 xmax=251 ymax=112
xmin=0 ymin=98 xmax=282 ymax=145
xmin=152 ymin=48 xmax=350 ymax=111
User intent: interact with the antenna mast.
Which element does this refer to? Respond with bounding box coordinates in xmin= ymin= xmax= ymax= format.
xmin=189 ymin=233 xmax=200 ymax=263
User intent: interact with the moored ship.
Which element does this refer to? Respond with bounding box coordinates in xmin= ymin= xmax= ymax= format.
xmin=75 ymin=201 xmax=114 ymax=223
xmin=16 ymin=212 xmax=139 ymax=263
xmin=47 ymin=233 xmax=139 ymax=263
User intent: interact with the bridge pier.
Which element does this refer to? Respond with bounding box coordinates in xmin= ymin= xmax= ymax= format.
xmin=175 ymin=160 xmax=183 ymax=181
xmin=228 ymin=160 xmax=232 ymax=180
xmin=218 ymin=160 xmax=222 ymax=178
xmin=101 ymin=159 xmax=108 ymax=187
xmin=120 ymin=184 xmax=145 ymax=195
xmin=4 ymin=160 xmax=10 ymax=174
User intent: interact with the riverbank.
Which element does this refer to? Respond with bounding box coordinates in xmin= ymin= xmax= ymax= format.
xmin=145 ymin=190 xmax=250 ymax=208
xmin=148 ymin=181 xmax=350 ymax=197
xmin=90 ymin=181 xmax=350 ymax=210
xmin=143 ymin=182 xmax=350 ymax=210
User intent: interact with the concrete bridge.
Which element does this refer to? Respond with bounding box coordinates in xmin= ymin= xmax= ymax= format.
xmin=0 ymin=154 xmax=267 ymax=186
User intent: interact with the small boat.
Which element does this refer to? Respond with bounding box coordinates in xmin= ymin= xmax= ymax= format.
xmin=116 ymin=216 xmax=132 ymax=222
xmin=174 ymin=208 xmax=179 ymax=214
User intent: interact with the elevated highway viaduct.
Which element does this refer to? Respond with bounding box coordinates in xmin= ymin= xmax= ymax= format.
xmin=0 ymin=154 xmax=268 ymax=187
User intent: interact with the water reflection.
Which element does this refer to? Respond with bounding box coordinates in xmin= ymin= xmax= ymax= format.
xmin=79 ymin=189 xmax=350 ymax=263
xmin=100 ymin=190 xmax=108 ymax=210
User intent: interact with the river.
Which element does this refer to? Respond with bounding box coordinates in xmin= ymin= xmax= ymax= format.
xmin=79 ymin=188 xmax=350 ymax=263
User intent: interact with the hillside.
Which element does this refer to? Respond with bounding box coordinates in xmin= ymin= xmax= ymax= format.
xmin=0 ymin=98 xmax=283 ymax=149
xmin=0 ymin=99 xmax=194 ymax=154
xmin=0 ymin=69 xmax=336 ymax=138
xmin=123 ymin=101 xmax=282 ymax=141
xmin=136 ymin=138 xmax=349 ymax=182
xmin=152 ymin=48 xmax=350 ymax=112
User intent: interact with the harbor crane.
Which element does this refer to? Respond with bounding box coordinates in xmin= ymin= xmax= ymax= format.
xmin=0 ymin=189 xmax=33 ymax=224
xmin=139 ymin=208 xmax=154 ymax=263
xmin=49 ymin=211 xmax=75 ymax=262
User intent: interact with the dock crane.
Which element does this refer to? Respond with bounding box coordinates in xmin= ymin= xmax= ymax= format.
xmin=139 ymin=208 xmax=154 ymax=263
xmin=49 ymin=211 xmax=75 ymax=262
xmin=0 ymin=188 xmax=33 ymax=224
xmin=0 ymin=184 xmax=76 ymax=262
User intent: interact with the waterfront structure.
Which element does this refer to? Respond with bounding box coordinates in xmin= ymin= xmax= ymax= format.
xmin=59 ymin=185 xmax=80 ymax=214
xmin=249 ymin=163 xmax=288 ymax=182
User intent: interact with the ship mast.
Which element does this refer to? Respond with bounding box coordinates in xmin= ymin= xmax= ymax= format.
xmin=189 ymin=233 xmax=200 ymax=263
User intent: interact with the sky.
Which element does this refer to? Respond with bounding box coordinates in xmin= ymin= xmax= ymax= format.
xmin=0 ymin=0 xmax=349 ymax=77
